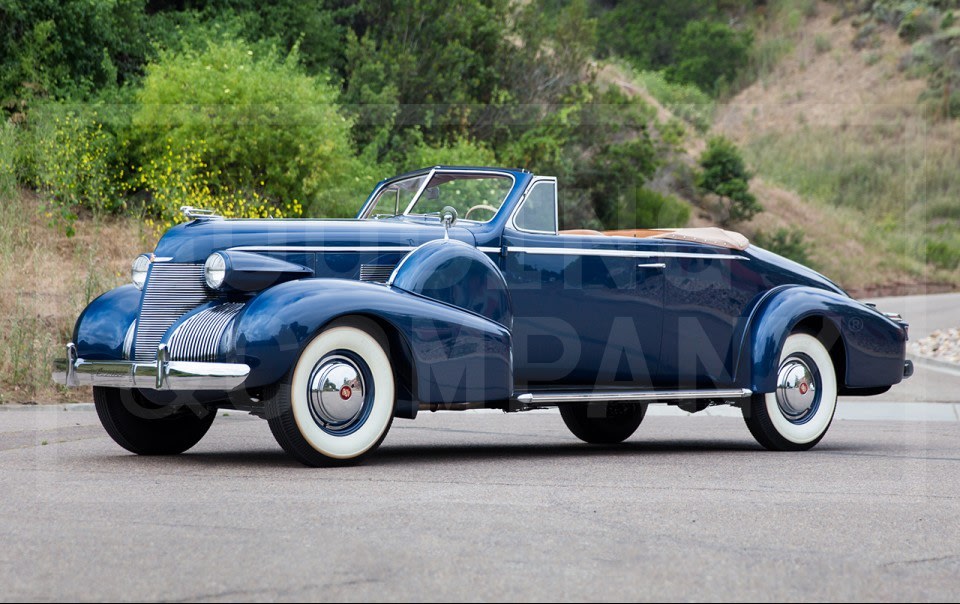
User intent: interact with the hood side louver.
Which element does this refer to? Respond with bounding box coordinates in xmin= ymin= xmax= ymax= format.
xmin=359 ymin=264 xmax=396 ymax=283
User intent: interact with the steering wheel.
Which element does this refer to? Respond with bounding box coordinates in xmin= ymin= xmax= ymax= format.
xmin=464 ymin=204 xmax=499 ymax=221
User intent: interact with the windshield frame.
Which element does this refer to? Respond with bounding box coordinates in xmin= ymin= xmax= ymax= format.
xmin=360 ymin=168 xmax=518 ymax=223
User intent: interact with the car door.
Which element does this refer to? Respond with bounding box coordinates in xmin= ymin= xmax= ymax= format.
xmin=657 ymin=241 xmax=755 ymax=388
xmin=499 ymin=178 xmax=665 ymax=390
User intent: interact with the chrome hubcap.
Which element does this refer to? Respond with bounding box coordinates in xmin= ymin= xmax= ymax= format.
xmin=308 ymin=355 xmax=366 ymax=431
xmin=776 ymin=356 xmax=819 ymax=422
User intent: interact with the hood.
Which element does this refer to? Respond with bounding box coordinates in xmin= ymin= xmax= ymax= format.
xmin=152 ymin=218 xmax=477 ymax=263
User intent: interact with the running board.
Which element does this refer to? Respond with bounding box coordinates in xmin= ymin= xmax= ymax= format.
xmin=514 ymin=388 xmax=753 ymax=406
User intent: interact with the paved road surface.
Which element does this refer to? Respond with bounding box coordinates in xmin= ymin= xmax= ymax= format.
xmin=2 ymin=406 xmax=959 ymax=602
xmin=2 ymin=293 xmax=957 ymax=601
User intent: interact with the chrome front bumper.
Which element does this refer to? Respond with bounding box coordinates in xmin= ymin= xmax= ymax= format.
xmin=52 ymin=343 xmax=249 ymax=391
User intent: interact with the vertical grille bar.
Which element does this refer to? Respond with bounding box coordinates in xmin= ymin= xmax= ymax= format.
xmin=133 ymin=264 xmax=212 ymax=361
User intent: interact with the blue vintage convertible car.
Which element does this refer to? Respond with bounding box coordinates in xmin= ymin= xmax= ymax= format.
xmin=54 ymin=166 xmax=912 ymax=465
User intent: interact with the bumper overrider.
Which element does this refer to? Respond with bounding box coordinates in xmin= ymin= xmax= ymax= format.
xmin=52 ymin=343 xmax=250 ymax=391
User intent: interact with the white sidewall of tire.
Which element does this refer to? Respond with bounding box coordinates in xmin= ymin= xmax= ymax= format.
xmin=290 ymin=326 xmax=394 ymax=459
xmin=764 ymin=333 xmax=837 ymax=444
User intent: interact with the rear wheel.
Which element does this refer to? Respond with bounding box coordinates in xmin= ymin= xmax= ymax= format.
xmin=559 ymin=402 xmax=647 ymax=444
xmin=742 ymin=333 xmax=838 ymax=451
xmin=266 ymin=323 xmax=395 ymax=467
xmin=93 ymin=387 xmax=216 ymax=455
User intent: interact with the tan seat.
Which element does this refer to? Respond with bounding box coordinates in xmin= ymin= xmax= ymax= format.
xmin=560 ymin=227 xmax=750 ymax=251
xmin=559 ymin=229 xmax=605 ymax=236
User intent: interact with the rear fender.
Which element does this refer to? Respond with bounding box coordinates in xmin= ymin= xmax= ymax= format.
xmin=736 ymin=286 xmax=906 ymax=392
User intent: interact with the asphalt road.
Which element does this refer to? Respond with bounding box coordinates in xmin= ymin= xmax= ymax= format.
xmin=2 ymin=406 xmax=960 ymax=602
xmin=2 ymin=293 xmax=957 ymax=601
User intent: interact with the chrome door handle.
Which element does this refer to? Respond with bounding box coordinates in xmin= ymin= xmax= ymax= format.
xmin=636 ymin=263 xmax=666 ymax=269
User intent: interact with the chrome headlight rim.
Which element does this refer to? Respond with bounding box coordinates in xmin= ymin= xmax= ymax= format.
xmin=131 ymin=254 xmax=151 ymax=290
xmin=204 ymin=252 xmax=227 ymax=289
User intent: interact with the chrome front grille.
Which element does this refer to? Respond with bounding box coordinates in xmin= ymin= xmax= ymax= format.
xmin=168 ymin=303 xmax=244 ymax=361
xmin=360 ymin=264 xmax=396 ymax=283
xmin=134 ymin=263 xmax=213 ymax=361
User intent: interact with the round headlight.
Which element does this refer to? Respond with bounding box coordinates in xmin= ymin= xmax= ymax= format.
xmin=204 ymin=252 xmax=227 ymax=289
xmin=131 ymin=254 xmax=151 ymax=290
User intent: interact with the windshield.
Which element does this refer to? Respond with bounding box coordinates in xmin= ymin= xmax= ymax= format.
xmin=406 ymin=173 xmax=514 ymax=222
xmin=365 ymin=172 xmax=514 ymax=222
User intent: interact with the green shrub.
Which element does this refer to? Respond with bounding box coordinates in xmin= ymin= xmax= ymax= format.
xmin=754 ymin=227 xmax=814 ymax=266
xmin=132 ymin=37 xmax=356 ymax=216
xmin=926 ymin=238 xmax=960 ymax=269
xmin=665 ymin=20 xmax=753 ymax=94
xmin=814 ymin=34 xmax=832 ymax=54
xmin=31 ymin=108 xmax=126 ymax=235
xmin=393 ymin=134 xmax=496 ymax=173
xmin=632 ymin=188 xmax=690 ymax=229
xmin=697 ymin=136 xmax=761 ymax=226
xmin=0 ymin=121 xmax=16 ymax=200
xmin=898 ymin=5 xmax=938 ymax=41
xmin=631 ymin=69 xmax=715 ymax=133
xmin=596 ymin=0 xmax=714 ymax=70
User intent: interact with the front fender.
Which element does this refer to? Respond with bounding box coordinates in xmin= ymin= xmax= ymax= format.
xmin=737 ymin=285 xmax=906 ymax=392
xmin=391 ymin=239 xmax=512 ymax=329
xmin=73 ymin=284 xmax=141 ymax=360
xmin=230 ymin=279 xmax=513 ymax=407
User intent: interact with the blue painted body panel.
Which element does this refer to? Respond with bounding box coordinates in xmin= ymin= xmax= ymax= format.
xmin=69 ymin=165 xmax=910 ymax=406
xmin=391 ymin=239 xmax=513 ymax=330
xmin=215 ymin=250 xmax=313 ymax=292
xmin=229 ymin=279 xmax=513 ymax=406
xmin=73 ymin=284 xmax=141 ymax=360
xmin=738 ymin=285 xmax=906 ymax=392
xmin=500 ymin=229 xmax=664 ymax=388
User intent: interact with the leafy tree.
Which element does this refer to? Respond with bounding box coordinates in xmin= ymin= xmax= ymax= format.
xmin=0 ymin=0 xmax=154 ymax=103
xmin=665 ymin=20 xmax=753 ymax=93
xmin=596 ymin=0 xmax=713 ymax=69
xmin=697 ymin=135 xmax=760 ymax=226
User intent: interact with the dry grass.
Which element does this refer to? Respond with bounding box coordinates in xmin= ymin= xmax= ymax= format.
xmin=714 ymin=1 xmax=960 ymax=296
xmin=0 ymin=189 xmax=151 ymax=404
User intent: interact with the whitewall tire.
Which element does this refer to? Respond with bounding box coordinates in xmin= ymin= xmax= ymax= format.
xmin=267 ymin=323 xmax=395 ymax=467
xmin=742 ymin=333 xmax=838 ymax=451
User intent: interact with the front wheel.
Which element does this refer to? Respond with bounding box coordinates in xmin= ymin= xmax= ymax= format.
xmin=93 ymin=387 xmax=216 ymax=455
xmin=559 ymin=402 xmax=647 ymax=444
xmin=266 ymin=323 xmax=395 ymax=467
xmin=742 ymin=333 xmax=838 ymax=451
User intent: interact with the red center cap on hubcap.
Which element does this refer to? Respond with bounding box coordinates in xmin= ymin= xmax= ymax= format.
xmin=799 ymin=382 xmax=808 ymax=395
xmin=339 ymin=386 xmax=352 ymax=400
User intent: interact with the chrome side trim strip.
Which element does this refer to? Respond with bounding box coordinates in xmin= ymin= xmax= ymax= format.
xmin=515 ymin=388 xmax=752 ymax=405
xmin=227 ymin=245 xmax=748 ymax=260
xmin=506 ymin=247 xmax=748 ymax=260
xmin=228 ymin=246 xmax=418 ymax=253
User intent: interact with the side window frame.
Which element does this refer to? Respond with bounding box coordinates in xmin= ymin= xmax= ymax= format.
xmin=510 ymin=177 xmax=558 ymax=235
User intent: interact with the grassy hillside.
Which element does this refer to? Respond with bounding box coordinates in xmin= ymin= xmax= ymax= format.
xmin=0 ymin=191 xmax=146 ymax=404
xmin=715 ymin=1 xmax=960 ymax=293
